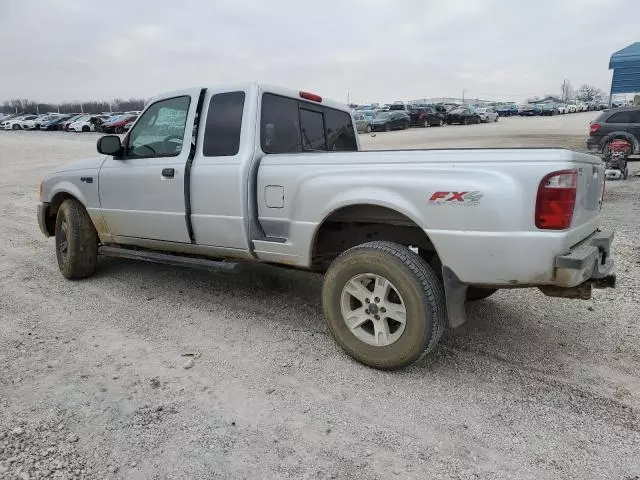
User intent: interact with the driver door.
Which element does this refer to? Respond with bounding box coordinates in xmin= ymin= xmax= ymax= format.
xmin=98 ymin=89 xmax=201 ymax=243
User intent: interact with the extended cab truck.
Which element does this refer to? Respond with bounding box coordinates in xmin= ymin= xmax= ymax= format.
xmin=37 ymin=83 xmax=616 ymax=370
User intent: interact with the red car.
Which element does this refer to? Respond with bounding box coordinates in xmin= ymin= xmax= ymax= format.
xmin=100 ymin=115 xmax=138 ymax=134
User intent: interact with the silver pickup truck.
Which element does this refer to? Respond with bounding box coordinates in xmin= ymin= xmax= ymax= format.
xmin=37 ymin=84 xmax=615 ymax=369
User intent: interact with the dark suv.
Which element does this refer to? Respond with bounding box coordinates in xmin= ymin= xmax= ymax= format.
xmin=586 ymin=107 xmax=640 ymax=154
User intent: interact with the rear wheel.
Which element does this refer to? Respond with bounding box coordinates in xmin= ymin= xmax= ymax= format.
xmin=322 ymin=241 xmax=445 ymax=370
xmin=12 ymin=124 xmax=20 ymax=130
xmin=55 ymin=199 xmax=98 ymax=279
xmin=82 ymin=126 xmax=90 ymax=132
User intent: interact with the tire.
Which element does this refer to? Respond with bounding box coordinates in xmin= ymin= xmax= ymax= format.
xmin=365 ymin=125 xmax=372 ymax=133
xmin=495 ymin=116 xmax=499 ymax=122
xmin=115 ymin=126 xmax=124 ymax=134
xmin=12 ymin=124 xmax=20 ymax=130
xmin=55 ymin=199 xmax=98 ymax=279
xmin=424 ymin=120 xmax=430 ymax=128
xmin=462 ymin=118 xmax=468 ymax=125
xmin=438 ymin=119 xmax=444 ymax=127
xmin=385 ymin=123 xmax=390 ymax=132
xmin=82 ymin=126 xmax=90 ymax=132
xmin=465 ymin=287 xmax=497 ymax=301
xmin=322 ymin=241 xmax=446 ymax=370
xmin=405 ymin=121 xmax=410 ymax=130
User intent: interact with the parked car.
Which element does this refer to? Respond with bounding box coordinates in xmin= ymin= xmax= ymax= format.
xmin=100 ymin=114 xmax=138 ymax=134
xmin=557 ymin=105 xmax=567 ymax=114
xmin=60 ymin=115 xmax=84 ymax=131
xmin=3 ymin=115 xmax=29 ymax=130
xmin=586 ymin=106 xmax=640 ymax=154
xmin=36 ymin=83 xmax=615 ymax=370
xmin=353 ymin=112 xmax=373 ymax=133
xmin=19 ymin=115 xmax=39 ymax=129
xmin=518 ymin=105 xmax=541 ymax=116
xmin=123 ymin=121 xmax=135 ymax=132
xmin=474 ymin=107 xmax=499 ymax=123
xmin=446 ymin=108 xmax=481 ymax=125
xmin=371 ymin=111 xmax=410 ymax=131
xmin=409 ymin=106 xmax=445 ymax=127
xmin=69 ymin=115 xmax=101 ymax=132
xmin=388 ymin=103 xmax=409 ymax=112
xmin=40 ymin=115 xmax=73 ymax=131
xmin=566 ymin=104 xmax=577 ymax=113
xmin=539 ymin=104 xmax=559 ymax=116
xmin=496 ymin=104 xmax=518 ymax=117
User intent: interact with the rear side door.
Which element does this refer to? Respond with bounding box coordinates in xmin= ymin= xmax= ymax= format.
xmin=98 ymin=88 xmax=201 ymax=243
xmin=603 ymin=110 xmax=634 ymax=141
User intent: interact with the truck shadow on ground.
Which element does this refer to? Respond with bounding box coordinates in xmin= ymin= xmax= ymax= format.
xmin=94 ymin=257 xmax=594 ymax=375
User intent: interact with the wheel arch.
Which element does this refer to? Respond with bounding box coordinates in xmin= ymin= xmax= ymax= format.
xmin=309 ymin=202 xmax=440 ymax=271
xmin=601 ymin=131 xmax=640 ymax=153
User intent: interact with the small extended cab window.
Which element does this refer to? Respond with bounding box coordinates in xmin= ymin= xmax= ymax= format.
xmin=261 ymin=93 xmax=357 ymax=154
xmin=203 ymin=91 xmax=245 ymax=157
xmin=607 ymin=111 xmax=635 ymax=123
xmin=126 ymin=96 xmax=190 ymax=158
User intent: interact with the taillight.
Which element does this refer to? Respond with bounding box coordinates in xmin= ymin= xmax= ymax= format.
xmin=535 ymin=169 xmax=578 ymax=230
xmin=589 ymin=122 xmax=601 ymax=134
xmin=299 ymin=91 xmax=322 ymax=103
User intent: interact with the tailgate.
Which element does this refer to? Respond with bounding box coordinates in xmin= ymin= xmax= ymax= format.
xmin=571 ymin=151 xmax=605 ymax=230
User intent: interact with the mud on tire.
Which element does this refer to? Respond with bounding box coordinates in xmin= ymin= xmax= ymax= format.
xmin=55 ymin=199 xmax=98 ymax=279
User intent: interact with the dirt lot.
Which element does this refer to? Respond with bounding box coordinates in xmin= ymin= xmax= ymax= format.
xmin=1 ymin=113 xmax=639 ymax=480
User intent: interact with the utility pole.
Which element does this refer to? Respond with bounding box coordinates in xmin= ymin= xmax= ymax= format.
xmin=347 ymin=92 xmax=350 ymax=105
xmin=462 ymin=89 xmax=466 ymax=104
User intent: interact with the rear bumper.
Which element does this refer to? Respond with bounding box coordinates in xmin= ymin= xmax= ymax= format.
xmin=37 ymin=202 xmax=52 ymax=237
xmin=553 ymin=230 xmax=615 ymax=288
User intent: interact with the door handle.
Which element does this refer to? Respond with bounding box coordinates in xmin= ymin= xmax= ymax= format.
xmin=161 ymin=168 xmax=175 ymax=178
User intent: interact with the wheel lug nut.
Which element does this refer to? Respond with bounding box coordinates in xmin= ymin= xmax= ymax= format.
xmin=380 ymin=307 xmax=386 ymax=313
xmin=365 ymin=298 xmax=370 ymax=304
xmin=374 ymin=297 xmax=380 ymax=303
xmin=374 ymin=315 xmax=380 ymax=320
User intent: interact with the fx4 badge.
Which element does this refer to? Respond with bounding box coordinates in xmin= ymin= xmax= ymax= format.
xmin=428 ymin=191 xmax=483 ymax=206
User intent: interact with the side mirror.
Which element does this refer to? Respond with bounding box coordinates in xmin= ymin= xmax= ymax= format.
xmin=97 ymin=135 xmax=122 ymax=156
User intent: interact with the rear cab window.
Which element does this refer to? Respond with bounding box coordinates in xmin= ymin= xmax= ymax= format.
xmin=261 ymin=93 xmax=357 ymax=154
xmin=203 ymin=91 xmax=245 ymax=157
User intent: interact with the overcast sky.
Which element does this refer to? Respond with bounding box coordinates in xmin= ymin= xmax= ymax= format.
xmin=1 ymin=0 xmax=638 ymax=104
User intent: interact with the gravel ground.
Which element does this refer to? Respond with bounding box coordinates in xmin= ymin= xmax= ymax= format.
xmin=1 ymin=114 xmax=639 ymax=479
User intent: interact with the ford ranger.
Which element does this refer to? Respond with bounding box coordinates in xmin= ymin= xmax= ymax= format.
xmin=37 ymin=84 xmax=615 ymax=370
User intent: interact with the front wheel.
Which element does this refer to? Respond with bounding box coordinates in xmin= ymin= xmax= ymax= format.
xmin=322 ymin=241 xmax=446 ymax=370
xmin=55 ymin=199 xmax=98 ymax=279
xmin=12 ymin=124 xmax=20 ymax=130
xmin=82 ymin=126 xmax=90 ymax=132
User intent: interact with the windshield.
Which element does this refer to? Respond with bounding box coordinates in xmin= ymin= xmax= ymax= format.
xmin=450 ymin=109 xmax=465 ymax=114
xmin=375 ymin=113 xmax=390 ymax=119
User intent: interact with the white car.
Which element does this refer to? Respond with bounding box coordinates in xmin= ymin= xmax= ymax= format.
xmin=557 ymin=105 xmax=567 ymax=114
xmin=474 ymin=107 xmax=499 ymax=123
xmin=3 ymin=115 xmax=28 ymax=130
xmin=566 ymin=104 xmax=577 ymax=113
xmin=23 ymin=114 xmax=53 ymax=130
xmin=69 ymin=116 xmax=100 ymax=132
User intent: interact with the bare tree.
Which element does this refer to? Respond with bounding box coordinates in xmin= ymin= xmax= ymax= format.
xmin=1 ymin=97 xmax=148 ymax=115
xmin=560 ymin=80 xmax=574 ymax=101
xmin=575 ymin=84 xmax=602 ymax=102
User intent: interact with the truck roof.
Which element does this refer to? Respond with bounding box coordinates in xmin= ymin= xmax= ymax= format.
xmin=154 ymin=83 xmax=351 ymax=114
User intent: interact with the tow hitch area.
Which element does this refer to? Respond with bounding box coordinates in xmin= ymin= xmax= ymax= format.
xmin=539 ymin=273 xmax=616 ymax=299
